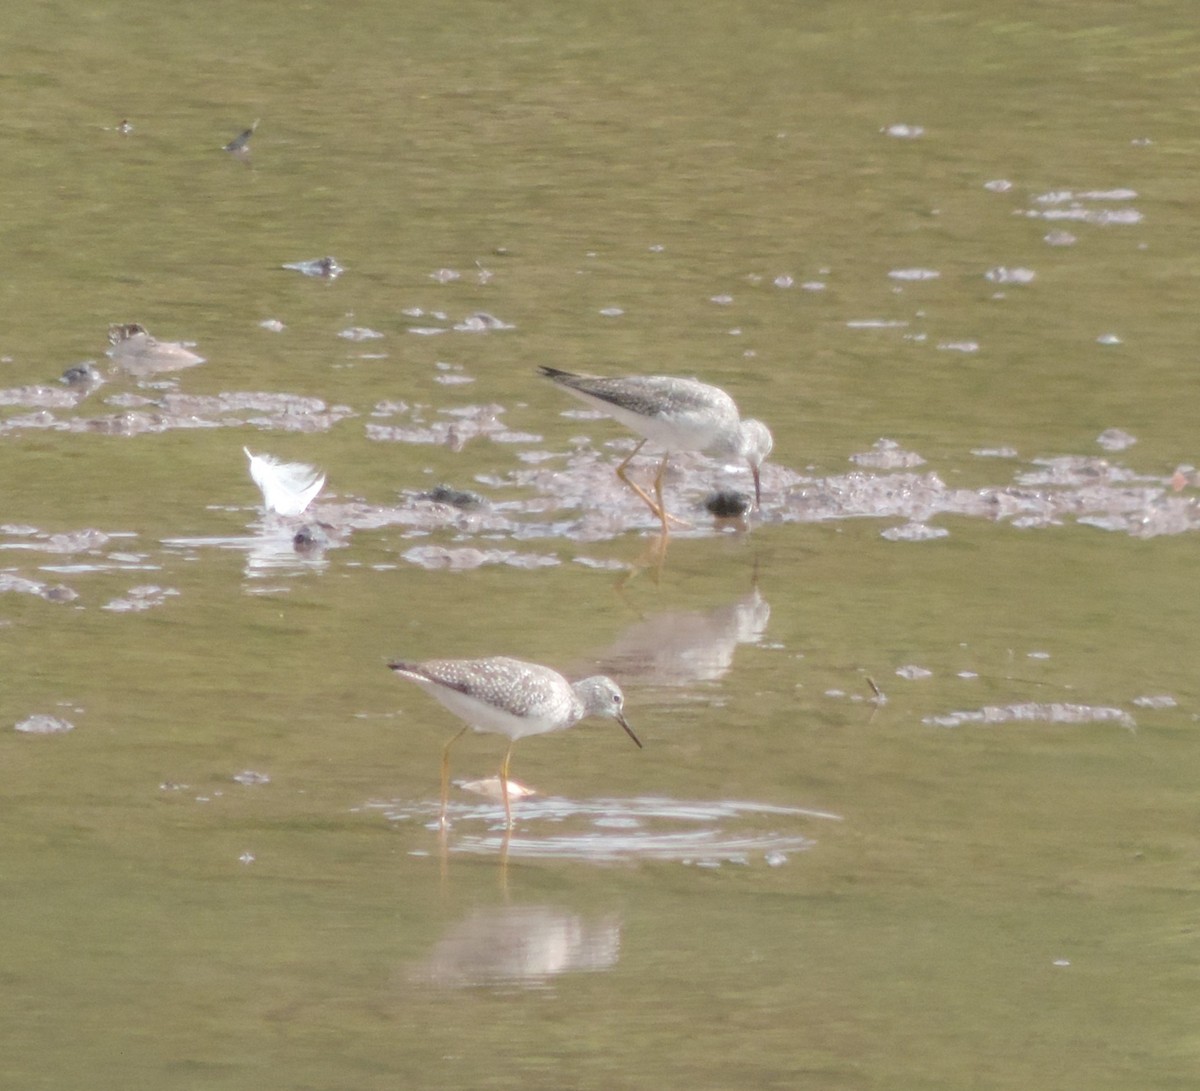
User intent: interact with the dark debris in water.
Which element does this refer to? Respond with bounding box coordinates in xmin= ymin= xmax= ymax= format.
xmin=223 ymin=119 xmax=258 ymax=155
xmin=0 ymin=572 xmax=80 ymax=602
xmin=419 ymin=485 xmax=486 ymax=511
xmin=282 ymin=256 xmax=344 ymax=279
xmin=705 ymin=489 xmax=751 ymax=518
xmin=293 ymin=523 xmax=332 ymax=552
xmin=60 ymin=362 xmax=103 ymax=388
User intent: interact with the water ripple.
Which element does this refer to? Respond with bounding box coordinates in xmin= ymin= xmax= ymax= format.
xmin=369 ymin=796 xmax=838 ymax=864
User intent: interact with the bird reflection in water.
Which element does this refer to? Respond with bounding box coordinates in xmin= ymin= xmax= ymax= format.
xmin=596 ymin=586 xmax=770 ymax=687
xmin=408 ymin=905 xmax=621 ymax=989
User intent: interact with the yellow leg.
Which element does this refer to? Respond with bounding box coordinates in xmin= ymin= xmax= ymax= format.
xmin=615 ymin=440 xmax=660 ymax=518
xmin=654 ymin=455 xmax=693 ymax=532
xmin=499 ymin=739 xmax=516 ymax=829
xmin=499 ymin=828 xmax=511 ymax=876
xmin=653 ymin=454 xmax=671 ymax=538
xmin=616 ymin=442 xmax=689 ymax=531
xmin=440 ymin=725 xmax=468 ymax=829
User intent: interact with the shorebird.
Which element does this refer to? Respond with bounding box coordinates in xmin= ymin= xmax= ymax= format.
xmin=539 ymin=366 xmax=773 ymax=535
xmin=388 ymin=656 xmax=642 ymax=829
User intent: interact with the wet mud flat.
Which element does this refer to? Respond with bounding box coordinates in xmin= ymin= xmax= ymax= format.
xmin=1 ymin=351 xmax=1196 ymax=570
xmin=6 ymin=310 xmax=1194 ymax=561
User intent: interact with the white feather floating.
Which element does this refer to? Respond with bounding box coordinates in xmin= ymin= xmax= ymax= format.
xmin=243 ymin=447 xmax=326 ymax=516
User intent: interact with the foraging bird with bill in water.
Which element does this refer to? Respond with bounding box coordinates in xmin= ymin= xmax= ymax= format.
xmin=388 ymin=656 xmax=642 ymax=830
xmin=538 ymin=365 xmax=773 ymax=536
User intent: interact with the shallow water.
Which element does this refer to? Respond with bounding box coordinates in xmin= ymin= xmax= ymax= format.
xmin=4 ymin=2 xmax=1200 ymax=1088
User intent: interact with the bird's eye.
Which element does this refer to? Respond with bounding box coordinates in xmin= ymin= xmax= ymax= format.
xmin=612 ymin=693 xmax=622 ymax=707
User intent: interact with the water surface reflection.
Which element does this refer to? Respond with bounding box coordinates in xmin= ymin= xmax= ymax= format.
xmin=162 ymin=522 xmax=333 ymax=579
xmin=595 ymin=586 xmax=770 ymax=686
xmin=408 ymin=904 xmax=621 ymax=990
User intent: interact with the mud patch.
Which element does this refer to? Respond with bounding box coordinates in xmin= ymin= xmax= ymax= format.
xmin=107 ymin=323 xmax=205 ymax=376
xmin=101 ymin=585 xmax=180 ymax=612
xmin=15 ymin=714 xmax=75 ymax=734
xmin=923 ymin=702 xmax=1137 ymax=730
xmin=0 ymin=388 xmax=354 ymax=437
